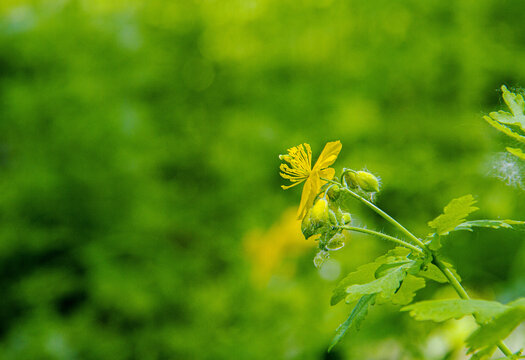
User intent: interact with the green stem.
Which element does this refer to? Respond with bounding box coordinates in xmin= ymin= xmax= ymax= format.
xmin=337 ymin=225 xmax=424 ymax=254
xmin=323 ymin=177 xmax=514 ymax=356
xmin=323 ymin=178 xmax=427 ymax=249
xmin=432 ymin=255 xmax=514 ymax=357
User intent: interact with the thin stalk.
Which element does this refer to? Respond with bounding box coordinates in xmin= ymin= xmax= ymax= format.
xmin=323 ymin=178 xmax=427 ymax=249
xmin=337 ymin=225 xmax=424 ymax=254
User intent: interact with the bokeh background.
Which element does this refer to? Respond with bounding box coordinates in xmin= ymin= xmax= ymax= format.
xmin=0 ymin=0 xmax=524 ymax=359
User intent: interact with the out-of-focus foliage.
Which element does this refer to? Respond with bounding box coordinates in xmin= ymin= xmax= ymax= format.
xmin=0 ymin=0 xmax=524 ymax=359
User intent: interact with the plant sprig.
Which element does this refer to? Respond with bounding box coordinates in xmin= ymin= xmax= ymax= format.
xmin=279 ymin=140 xmax=525 ymax=359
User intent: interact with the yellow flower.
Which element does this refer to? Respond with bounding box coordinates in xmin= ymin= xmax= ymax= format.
xmin=279 ymin=141 xmax=342 ymax=219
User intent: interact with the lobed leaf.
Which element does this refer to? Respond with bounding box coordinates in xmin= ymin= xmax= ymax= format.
xmin=484 ymin=116 xmax=525 ymax=143
xmin=490 ymin=85 xmax=525 ymax=127
xmin=402 ymin=299 xmax=507 ymax=323
xmin=467 ymin=305 xmax=525 ymax=352
xmin=331 ymin=262 xmax=381 ymax=306
xmin=417 ymin=263 xmax=448 ymax=283
xmin=507 ymin=147 xmax=525 ymax=161
xmin=331 ymin=247 xmax=411 ymax=306
xmin=428 ymin=195 xmax=478 ymax=235
xmin=390 ymin=275 xmax=426 ymax=306
xmin=328 ymin=294 xmax=376 ymax=351
xmin=454 ymin=219 xmax=525 ymax=232
xmin=345 ymin=262 xmax=416 ymax=303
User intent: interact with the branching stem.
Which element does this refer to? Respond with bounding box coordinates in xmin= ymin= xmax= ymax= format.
xmin=323 ymin=177 xmax=514 ymax=356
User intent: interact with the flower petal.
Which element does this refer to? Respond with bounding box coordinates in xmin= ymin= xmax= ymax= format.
xmin=319 ymin=167 xmax=335 ymax=181
xmin=313 ymin=140 xmax=342 ymax=170
xmin=297 ymin=177 xmax=313 ymax=220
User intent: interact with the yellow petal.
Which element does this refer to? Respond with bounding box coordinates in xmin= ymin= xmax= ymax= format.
xmin=319 ymin=167 xmax=335 ymax=181
xmin=313 ymin=140 xmax=342 ymax=170
xmin=297 ymin=177 xmax=313 ymax=220
xmin=296 ymin=172 xmax=324 ymax=220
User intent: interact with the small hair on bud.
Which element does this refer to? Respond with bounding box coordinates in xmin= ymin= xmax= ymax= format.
xmin=342 ymin=170 xmax=359 ymax=189
xmin=355 ymin=171 xmax=380 ymax=193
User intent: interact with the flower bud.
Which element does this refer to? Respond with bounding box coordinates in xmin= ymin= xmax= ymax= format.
xmin=301 ymin=198 xmax=329 ymax=239
xmin=326 ymin=233 xmax=345 ymax=251
xmin=327 ymin=185 xmax=340 ymax=201
xmin=355 ymin=171 xmax=380 ymax=192
xmin=313 ymin=250 xmax=329 ymax=268
xmin=341 ymin=213 xmax=352 ymax=225
xmin=310 ymin=198 xmax=329 ymax=226
xmin=343 ymin=171 xmax=359 ymax=189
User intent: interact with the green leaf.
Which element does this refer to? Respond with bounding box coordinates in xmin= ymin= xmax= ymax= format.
xmin=490 ymin=85 xmax=525 ymax=127
xmin=508 ymin=297 xmax=525 ymax=307
xmin=390 ymin=275 xmax=426 ymax=305
xmin=345 ymin=262 xmax=412 ymax=303
xmin=507 ymin=147 xmax=525 ymax=161
xmin=402 ymin=299 xmax=508 ymax=323
xmin=417 ymin=263 xmax=448 ymax=283
xmin=454 ymin=219 xmax=525 ymax=232
xmin=331 ymin=247 xmax=411 ymax=306
xmin=484 ymin=116 xmax=525 ymax=143
xmin=428 ymin=195 xmax=479 ymax=235
xmin=331 ymin=262 xmax=381 ymax=306
xmin=328 ymin=294 xmax=376 ymax=352
xmin=467 ymin=305 xmax=525 ymax=352
xmin=469 ymin=346 xmax=497 ymax=360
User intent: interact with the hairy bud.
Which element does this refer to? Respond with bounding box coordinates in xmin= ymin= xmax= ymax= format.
xmin=327 ymin=185 xmax=340 ymax=201
xmin=343 ymin=171 xmax=359 ymax=189
xmin=341 ymin=212 xmax=352 ymax=225
xmin=326 ymin=233 xmax=345 ymax=251
xmin=313 ymin=250 xmax=329 ymax=268
xmin=355 ymin=171 xmax=380 ymax=192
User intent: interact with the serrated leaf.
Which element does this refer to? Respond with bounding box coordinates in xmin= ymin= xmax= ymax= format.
xmin=507 ymin=147 xmax=525 ymax=161
xmin=454 ymin=219 xmax=525 ymax=232
xmin=467 ymin=306 xmax=525 ymax=352
xmin=417 ymin=263 xmax=448 ymax=283
xmin=428 ymin=195 xmax=479 ymax=235
xmin=485 ymin=116 xmax=525 ymax=143
xmin=331 ymin=247 xmax=411 ymax=306
xmin=331 ymin=263 xmax=381 ymax=306
xmin=328 ymin=294 xmax=376 ymax=352
xmin=390 ymin=275 xmax=426 ymax=305
xmin=345 ymin=263 xmax=411 ymax=303
xmin=470 ymin=346 xmax=497 ymax=360
xmin=491 ymin=85 xmax=525 ymax=127
xmin=402 ymin=299 xmax=508 ymax=323
xmin=374 ymin=261 xmax=411 ymax=278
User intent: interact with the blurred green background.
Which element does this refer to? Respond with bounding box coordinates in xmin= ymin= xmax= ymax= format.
xmin=0 ymin=0 xmax=524 ymax=359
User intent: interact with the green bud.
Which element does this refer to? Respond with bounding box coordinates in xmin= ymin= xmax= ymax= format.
xmin=328 ymin=209 xmax=338 ymax=225
xmin=310 ymin=198 xmax=329 ymax=226
xmin=341 ymin=213 xmax=352 ymax=225
xmin=327 ymin=185 xmax=340 ymax=200
xmin=343 ymin=171 xmax=359 ymax=189
xmin=326 ymin=233 xmax=345 ymax=251
xmin=313 ymin=250 xmax=329 ymax=268
xmin=355 ymin=171 xmax=380 ymax=192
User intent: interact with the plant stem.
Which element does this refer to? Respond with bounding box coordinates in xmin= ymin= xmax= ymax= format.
xmin=337 ymin=225 xmax=425 ymax=254
xmin=432 ymin=255 xmax=514 ymax=357
xmin=323 ymin=179 xmax=427 ymax=249
xmin=324 ymin=178 xmax=515 ymax=356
